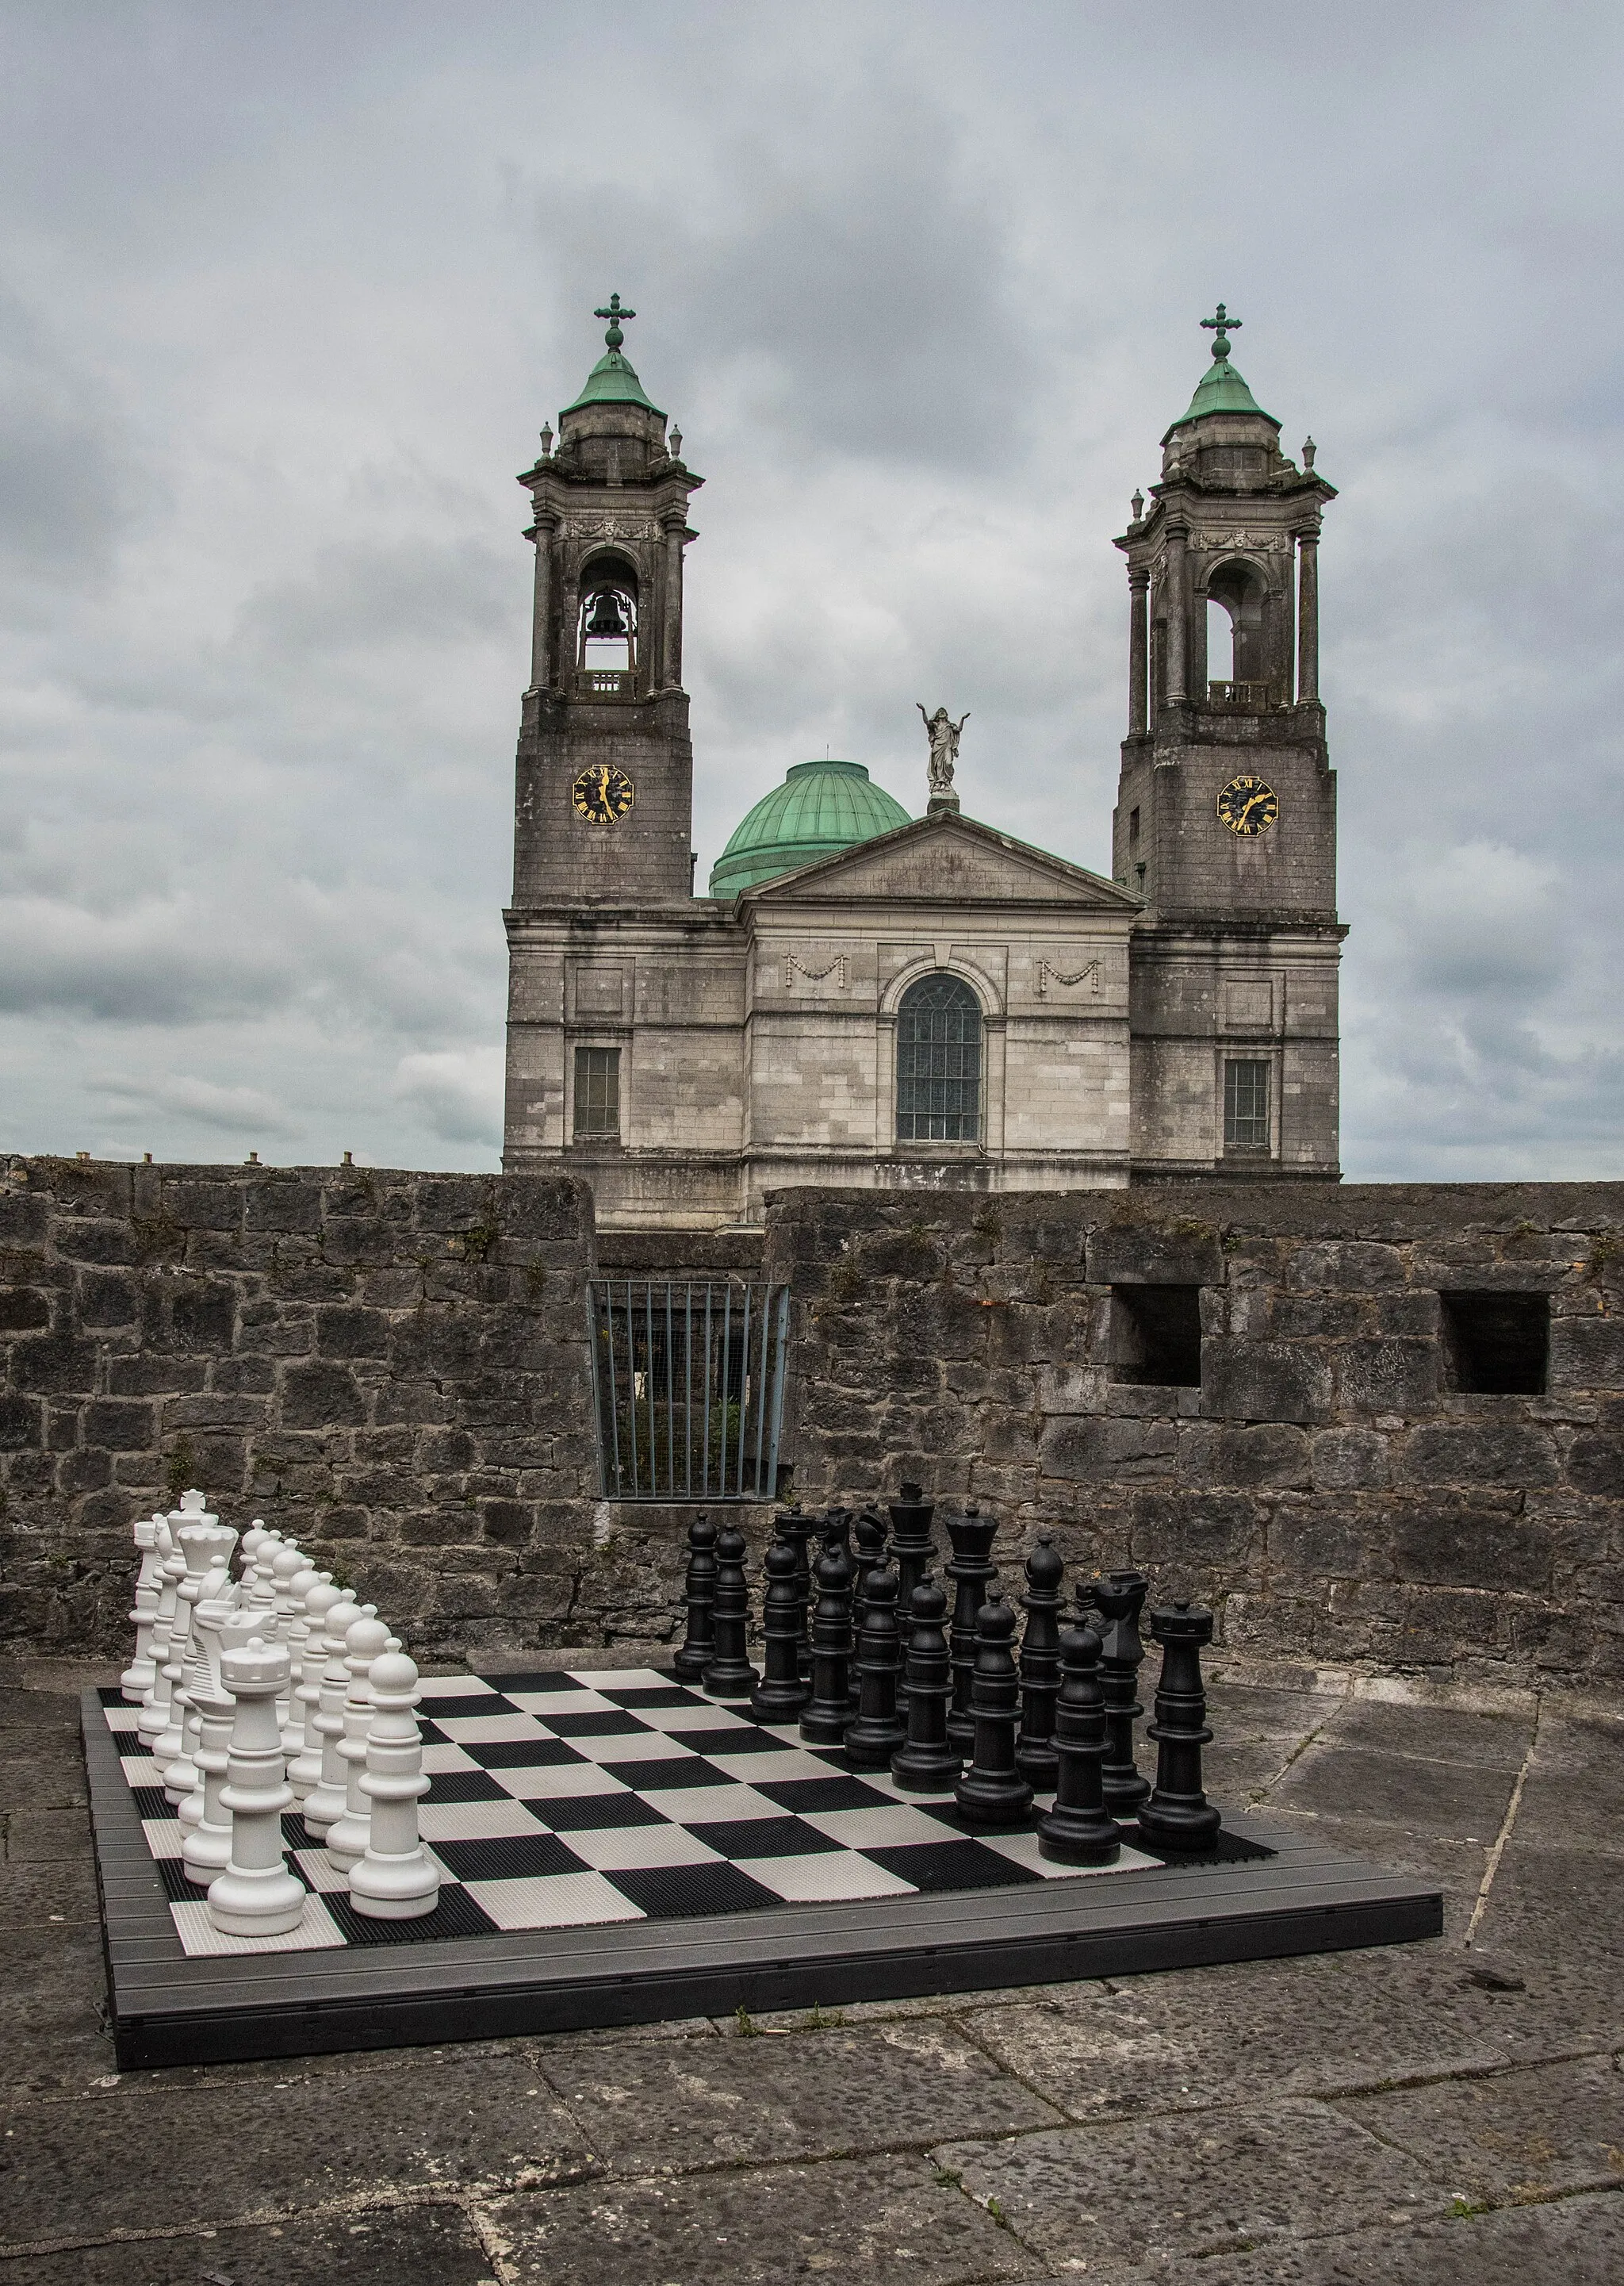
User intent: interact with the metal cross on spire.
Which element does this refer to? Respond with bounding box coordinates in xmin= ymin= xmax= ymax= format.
xmin=1200 ymin=303 xmax=1240 ymax=361
xmin=595 ymin=293 xmax=636 ymax=352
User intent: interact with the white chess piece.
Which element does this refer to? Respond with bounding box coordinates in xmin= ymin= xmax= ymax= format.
xmin=235 ymin=1517 xmax=270 ymax=1593
xmin=285 ymin=1574 xmax=340 ymax=1807
xmin=207 ymin=1635 xmax=308 ymax=1938
xmin=272 ymin=1544 xmax=317 ymax=1755
xmin=152 ymin=1490 xmax=215 ymax=1771
xmin=243 ymin=1529 xmax=284 ymax=1628
xmin=348 ymin=1651 xmax=440 ymax=1920
xmin=299 ymin=1594 xmax=362 ymax=1839
xmin=162 ymin=1520 xmax=237 ymax=1805
xmin=121 ymin=1516 xmax=167 ymax=1701
xmin=182 ymin=1605 xmax=259 ymax=1880
xmin=136 ymin=1529 xmax=185 ymax=1755
xmin=323 ymin=1613 xmax=391 ymax=1874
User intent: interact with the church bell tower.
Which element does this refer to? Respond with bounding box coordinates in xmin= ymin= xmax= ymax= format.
xmin=511 ymin=297 xmax=702 ymax=907
xmin=1113 ymin=308 xmax=1345 ymax=1179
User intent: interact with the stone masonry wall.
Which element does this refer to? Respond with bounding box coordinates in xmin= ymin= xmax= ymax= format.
xmin=0 ymin=1156 xmax=665 ymax=1664
xmin=763 ymin=1182 xmax=1624 ymax=1693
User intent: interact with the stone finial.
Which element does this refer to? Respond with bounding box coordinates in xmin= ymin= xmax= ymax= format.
xmin=1302 ymin=435 xmax=1316 ymax=470
xmin=670 ymin=425 xmax=683 ymax=458
xmin=539 ymin=422 xmax=553 ymax=458
xmin=1131 ymin=489 xmax=1143 ymax=524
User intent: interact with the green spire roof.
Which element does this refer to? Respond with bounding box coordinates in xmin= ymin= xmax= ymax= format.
xmin=1164 ymin=301 xmax=1279 ymax=436
xmin=709 ymin=760 xmax=911 ymax=897
xmin=561 ymin=292 xmax=665 ymax=417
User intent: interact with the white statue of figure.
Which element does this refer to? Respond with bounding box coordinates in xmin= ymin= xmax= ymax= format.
xmin=917 ymin=704 xmax=969 ymax=804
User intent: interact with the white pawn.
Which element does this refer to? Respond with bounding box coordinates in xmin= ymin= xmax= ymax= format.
xmin=136 ymin=1528 xmax=185 ymax=1754
xmin=349 ymin=1651 xmax=440 ymax=1920
xmin=299 ymin=1594 xmax=362 ymax=1839
xmin=286 ymin=1575 xmax=341 ymax=1808
xmin=162 ymin=1520 xmax=236 ymax=1805
xmin=323 ymin=1613 xmax=391 ymax=1875
xmin=235 ymin=1517 xmax=270 ymax=1594
xmin=243 ymin=1529 xmax=284 ymax=1626
xmin=207 ymin=1635 xmax=308 ymax=1938
xmin=182 ymin=1604 xmax=259 ymax=1879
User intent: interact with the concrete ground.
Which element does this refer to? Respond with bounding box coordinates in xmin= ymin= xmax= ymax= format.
xmin=1 ymin=1655 xmax=1620 ymax=2284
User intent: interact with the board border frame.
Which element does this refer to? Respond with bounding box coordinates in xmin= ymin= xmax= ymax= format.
xmin=83 ymin=1687 xmax=1444 ymax=2072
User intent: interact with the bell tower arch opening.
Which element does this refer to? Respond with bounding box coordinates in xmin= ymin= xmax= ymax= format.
xmin=577 ymin=553 xmax=640 ymax=679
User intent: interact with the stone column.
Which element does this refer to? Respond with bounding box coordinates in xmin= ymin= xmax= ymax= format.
xmin=1297 ymin=530 xmax=1320 ymax=704
xmin=1164 ymin=527 xmax=1189 ymax=702
xmin=661 ymin=518 xmax=686 ymax=690
xmin=529 ymin=512 xmax=557 ymax=691
xmin=1128 ymin=569 xmax=1149 ymax=735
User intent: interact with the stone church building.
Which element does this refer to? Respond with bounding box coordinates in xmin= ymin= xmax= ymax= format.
xmin=502 ymin=301 xmax=1342 ymax=1230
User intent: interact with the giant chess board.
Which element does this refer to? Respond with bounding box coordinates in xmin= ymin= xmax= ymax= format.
xmin=86 ymin=1669 xmax=1444 ymax=2071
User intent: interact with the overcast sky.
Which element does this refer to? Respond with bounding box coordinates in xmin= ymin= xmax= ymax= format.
xmin=2 ymin=2 xmax=1620 ymax=1179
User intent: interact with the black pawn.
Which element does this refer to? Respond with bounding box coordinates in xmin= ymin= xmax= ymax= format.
xmin=701 ymin=1525 xmax=758 ymax=1701
xmin=672 ymin=1515 xmax=718 ymax=1684
xmin=1015 ymin=1536 xmax=1065 ymax=1791
xmin=1036 ymin=1625 xmax=1121 ymax=1865
xmin=1094 ymin=1568 xmax=1151 ymax=1814
xmin=944 ymin=1503 xmax=998 ymax=1756
xmin=799 ymin=1543 xmax=854 ymax=1746
xmin=1136 ymin=1601 xmax=1223 ymax=1852
xmin=844 ymin=1567 xmax=907 ymax=1766
xmin=952 ymin=1595 xmax=1034 ymax=1828
xmin=775 ymin=1506 xmax=818 ymax=1677
xmin=891 ymin=1580 xmax=959 ymax=1793
xmin=848 ymin=1509 xmax=889 ymax=1710
xmin=750 ymin=1540 xmax=812 ymax=1723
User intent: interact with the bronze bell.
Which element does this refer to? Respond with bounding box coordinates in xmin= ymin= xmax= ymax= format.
xmin=584 ymin=588 xmax=630 ymax=639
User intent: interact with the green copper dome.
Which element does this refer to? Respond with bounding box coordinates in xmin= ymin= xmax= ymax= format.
xmin=561 ymin=293 xmax=665 ymax=417
xmin=709 ymin=760 xmax=912 ymax=898
xmin=1163 ymin=304 xmax=1278 ymax=440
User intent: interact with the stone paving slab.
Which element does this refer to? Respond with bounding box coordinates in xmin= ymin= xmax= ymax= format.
xmin=1270 ymin=1742 xmax=1518 ymax=1843
xmin=482 ymin=2154 xmax=1035 ymax=2285
xmin=1343 ymin=2054 xmax=1624 ymax=2204
xmin=539 ymin=2017 xmax=1063 ymax=2173
xmin=4 ymin=2204 xmax=498 ymax=2285
xmin=934 ymin=2097 xmax=1444 ymax=2267
xmin=1317 ymin=1700 xmax=1535 ymax=1770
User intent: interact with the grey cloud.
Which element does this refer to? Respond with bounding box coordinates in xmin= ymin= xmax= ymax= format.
xmin=93 ymin=1072 xmax=303 ymax=1139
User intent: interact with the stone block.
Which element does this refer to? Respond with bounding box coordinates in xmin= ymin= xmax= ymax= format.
xmin=314 ymin=1304 xmax=391 ymax=1356
xmin=1311 ymin=1426 xmax=1391 ymax=1490
xmin=165 ymin=1278 xmax=236 ymax=1352
xmin=1396 ymin=1421 xmax=1559 ymax=1488
xmin=1565 ymin=1432 xmax=1624 ymax=1495
xmin=56 ymin=1448 xmax=111 ymax=1494
xmin=0 ymin=1192 xmax=49 ymax=1241
xmin=1201 ymin=1339 xmax=1333 ymax=1424
xmin=10 ymin=1332 xmax=99 ymax=1397
xmin=1286 ymin=1239 xmax=1409 ymax=1289
xmin=160 ymin=1179 xmax=241 ymax=1228
xmin=105 ymin=1352 xmax=209 ymax=1396
xmin=1392 ymin=1498 xmax=1553 ymax=1592
xmin=1178 ymin=1423 xmax=1311 ymax=1489
xmin=1270 ymin=1495 xmax=1392 ymax=1582
xmin=80 ymin=1398 xmax=155 ymax=1449
xmin=75 ymin=1270 xmax=139 ymax=1327
xmin=1035 ymin=1362 xmax=1110 ymax=1413
xmin=1132 ymin=1490 xmax=1262 ymax=1567
xmin=1550 ymin=1315 xmax=1624 ymax=1388
xmin=1085 ymin=1217 xmax=1224 ymax=1287
xmin=236 ymin=1300 xmax=314 ymax=1356
xmin=280 ymin=1359 xmax=367 ymax=1430
xmin=0 ymin=1281 xmax=52 ymax=1334
xmin=241 ymin=1179 xmax=323 ymax=1233
xmin=1038 ymin=1413 xmax=1176 ymax=1481
xmin=1334 ymin=1338 xmax=1438 ymax=1413
xmin=48 ymin=1217 xmax=136 ymax=1267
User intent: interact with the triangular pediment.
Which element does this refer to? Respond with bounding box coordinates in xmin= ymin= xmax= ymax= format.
xmin=740 ymin=814 xmax=1141 ymax=911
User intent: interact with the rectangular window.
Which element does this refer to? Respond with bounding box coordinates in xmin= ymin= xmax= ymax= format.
xmin=1440 ymin=1291 xmax=1549 ymax=1395
xmin=1110 ymin=1284 xmax=1203 ymax=1387
xmin=1224 ymin=1057 xmax=1271 ymax=1150
xmin=573 ymin=1045 xmax=620 ymax=1139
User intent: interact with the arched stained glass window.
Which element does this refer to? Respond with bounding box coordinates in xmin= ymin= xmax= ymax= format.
xmin=896 ymin=973 xmax=982 ymax=1143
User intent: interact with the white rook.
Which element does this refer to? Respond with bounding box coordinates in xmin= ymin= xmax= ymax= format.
xmin=324 ymin=1613 xmax=391 ymax=1874
xmin=208 ymin=1636 xmax=308 ymax=1938
xmin=348 ymin=1651 xmax=440 ymax=1920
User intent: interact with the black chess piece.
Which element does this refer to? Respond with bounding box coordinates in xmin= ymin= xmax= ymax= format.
xmin=952 ymin=1595 xmax=1034 ymax=1827
xmin=799 ymin=1542 xmax=855 ymax=1746
xmin=1036 ymin=1624 xmax=1121 ymax=1865
xmin=672 ymin=1515 xmax=718 ymax=1684
xmin=887 ymin=1481 xmax=936 ymax=1708
xmin=775 ymin=1506 xmax=818 ymax=1677
xmin=848 ymin=1509 xmax=890 ymax=1710
xmin=750 ymin=1540 xmax=812 ymax=1722
xmin=701 ymin=1525 xmax=758 ymax=1700
xmin=1136 ymin=1601 xmax=1223 ymax=1851
xmin=890 ymin=1579 xmax=959 ymax=1793
xmin=821 ymin=1508 xmax=855 ymax=1564
xmin=944 ymin=1503 xmax=998 ymax=1755
xmin=844 ymin=1567 xmax=908 ymax=1767
xmin=1015 ymin=1536 xmax=1065 ymax=1791
xmin=1093 ymin=1568 xmax=1151 ymax=1814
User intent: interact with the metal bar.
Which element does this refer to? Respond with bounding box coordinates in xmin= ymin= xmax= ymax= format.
xmin=624 ymin=1279 xmax=641 ymax=1495
xmin=751 ymin=1283 xmax=771 ymax=1498
xmin=600 ymin=1282 xmax=622 ymax=1501
xmin=664 ymin=1283 xmax=675 ymax=1500
xmin=764 ymin=1286 xmax=789 ymax=1497
xmin=718 ymin=1284 xmax=732 ymax=1495
xmin=702 ymin=1284 xmax=714 ymax=1498
xmin=645 ymin=1281 xmax=657 ymax=1498
xmin=736 ymin=1283 xmax=752 ymax=1499
xmin=684 ymin=1286 xmax=693 ymax=1498
xmin=585 ymin=1282 xmax=607 ymax=1498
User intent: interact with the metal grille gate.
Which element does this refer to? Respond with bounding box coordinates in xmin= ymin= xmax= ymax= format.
xmin=587 ymin=1279 xmax=791 ymax=1501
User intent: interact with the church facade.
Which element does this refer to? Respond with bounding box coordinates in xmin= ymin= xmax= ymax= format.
xmin=502 ymin=301 xmax=1343 ymax=1231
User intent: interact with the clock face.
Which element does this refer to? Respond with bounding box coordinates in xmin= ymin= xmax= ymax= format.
xmin=1216 ymin=775 xmax=1279 ymax=837
xmin=571 ymin=764 xmax=635 ymax=823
